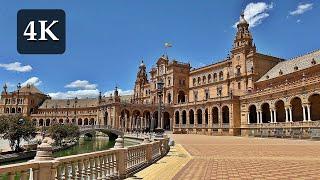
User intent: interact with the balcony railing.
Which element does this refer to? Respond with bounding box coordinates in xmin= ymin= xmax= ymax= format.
xmin=243 ymin=121 xmax=320 ymax=129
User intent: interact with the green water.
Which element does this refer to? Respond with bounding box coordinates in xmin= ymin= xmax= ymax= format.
xmin=53 ymin=136 xmax=115 ymax=157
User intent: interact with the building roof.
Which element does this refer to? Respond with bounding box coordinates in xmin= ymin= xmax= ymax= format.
xmin=257 ymin=49 xmax=320 ymax=82
xmin=39 ymin=98 xmax=99 ymax=109
xmin=19 ymin=84 xmax=44 ymax=94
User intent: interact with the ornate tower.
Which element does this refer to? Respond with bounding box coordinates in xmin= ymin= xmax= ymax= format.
xmin=133 ymin=60 xmax=148 ymax=103
xmin=232 ymin=12 xmax=256 ymax=54
xmin=230 ymin=12 xmax=256 ymax=96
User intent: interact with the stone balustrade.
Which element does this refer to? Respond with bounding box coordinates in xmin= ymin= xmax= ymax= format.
xmin=0 ymin=136 xmax=170 ymax=180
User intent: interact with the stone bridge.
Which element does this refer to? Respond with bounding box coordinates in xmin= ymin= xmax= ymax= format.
xmin=79 ymin=125 xmax=124 ymax=140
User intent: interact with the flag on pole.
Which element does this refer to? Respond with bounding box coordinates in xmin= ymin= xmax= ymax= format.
xmin=164 ymin=43 xmax=172 ymax=48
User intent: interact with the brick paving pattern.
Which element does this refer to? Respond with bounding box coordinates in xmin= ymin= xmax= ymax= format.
xmin=127 ymin=144 xmax=191 ymax=180
xmin=172 ymin=135 xmax=320 ymax=180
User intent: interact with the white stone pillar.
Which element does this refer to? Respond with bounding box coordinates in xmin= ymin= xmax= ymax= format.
xmin=273 ymin=110 xmax=277 ymax=123
xmin=307 ymin=104 xmax=311 ymax=121
xmin=259 ymin=111 xmax=263 ymax=124
xmin=270 ymin=109 xmax=274 ymax=123
xmin=303 ymin=105 xmax=306 ymax=122
xmin=247 ymin=112 xmax=250 ymax=124
xmin=256 ymin=111 xmax=260 ymax=124
xmin=285 ymin=108 xmax=289 ymax=122
xmin=289 ymin=107 xmax=293 ymax=122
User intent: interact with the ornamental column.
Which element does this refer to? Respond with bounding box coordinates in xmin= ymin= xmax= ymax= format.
xmin=273 ymin=110 xmax=277 ymax=123
xmin=289 ymin=107 xmax=293 ymax=122
xmin=285 ymin=107 xmax=289 ymax=122
xmin=303 ymin=105 xmax=306 ymax=122
xmin=307 ymin=104 xmax=311 ymax=121
xmin=202 ymin=111 xmax=206 ymax=127
xmin=186 ymin=111 xmax=190 ymax=127
xmin=256 ymin=111 xmax=260 ymax=124
xmin=179 ymin=112 xmax=183 ymax=127
xmin=270 ymin=109 xmax=274 ymax=123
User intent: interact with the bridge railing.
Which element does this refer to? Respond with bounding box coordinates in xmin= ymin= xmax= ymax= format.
xmin=0 ymin=137 xmax=170 ymax=180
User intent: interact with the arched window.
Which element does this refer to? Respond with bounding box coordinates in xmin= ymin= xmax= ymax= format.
xmin=167 ymin=93 xmax=172 ymax=104
xmin=178 ymin=91 xmax=186 ymax=103
xmin=236 ymin=66 xmax=241 ymax=76
xmin=213 ymin=73 xmax=217 ymax=82
xmin=193 ymin=78 xmax=196 ymax=86
xmin=219 ymin=71 xmax=224 ymax=80
xmin=208 ymin=74 xmax=212 ymax=83
xmin=202 ymin=76 xmax=206 ymax=83
xmin=197 ymin=77 xmax=201 ymax=84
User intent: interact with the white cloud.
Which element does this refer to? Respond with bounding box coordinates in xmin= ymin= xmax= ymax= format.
xmin=290 ymin=3 xmax=313 ymax=16
xmin=0 ymin=62 xmax=32 ymax=72
xmin=65 ymin=80 xmax=97 ymax=90
xmin=48 ymin=88 xmax=133 ymax=99
xmin=48 ymin=89 xmax=100 ymax=99
xmin=233 ymin=2 xmax=273 ymax=28
xmin=296 ymin=19 xmax=301 ymax=23
xmin=22 ymin=77 xmax=42 ymax=86
xmin=104 ymin=89 xmax=133 ymax=96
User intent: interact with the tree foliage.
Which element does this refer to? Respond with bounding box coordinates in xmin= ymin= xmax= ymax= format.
xmin=48 ymin=123 xmax=80 ymax=146
xmin=0 ymin=115 xmax=36 ymax=152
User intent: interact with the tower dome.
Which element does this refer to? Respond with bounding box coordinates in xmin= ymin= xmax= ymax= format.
xmin=238 ymin=12 xmax=248 ymax=26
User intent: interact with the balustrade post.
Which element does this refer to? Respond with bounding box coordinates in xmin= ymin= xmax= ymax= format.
xmin=145 ymin=143 xmax=153 ymax=164
xmin=32 ymin=139 xmax=57 ymax=180
xmin=117 ymin=148 xmax=128 ymax=179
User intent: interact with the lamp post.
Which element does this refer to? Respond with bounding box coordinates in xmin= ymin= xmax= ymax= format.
xmin=16 ymin=83 xmax=21 ymax=114
xmin=155 ymin=79 xmax=164 ymax=137
xmin=66 ymin=99 xmax=70 ymax=123
xmin=74 ymin=97 xmax=78 ymax=124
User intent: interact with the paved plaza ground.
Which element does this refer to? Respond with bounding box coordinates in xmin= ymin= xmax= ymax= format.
xmin=130 ymin=134 xmax=320 ymax=180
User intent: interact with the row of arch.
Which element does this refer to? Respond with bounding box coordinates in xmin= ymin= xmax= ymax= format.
xmin=34 ymin=118 xmax=96 ymax=126
xmin=248 ymin=94 xmax=320 ymax=123
xmin=174 ymin=106 xmax=230 ymax=125
xmin=192 ymin=71 xmax=224 ymax=86
xmin=120 ymin=109 xmax=171 ymax=131
xmin=4 ymin=107 xmax=22 ymax=114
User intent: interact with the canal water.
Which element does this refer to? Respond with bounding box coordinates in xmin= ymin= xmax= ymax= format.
xmin=53 ymin=136 xmax=115 ymax=157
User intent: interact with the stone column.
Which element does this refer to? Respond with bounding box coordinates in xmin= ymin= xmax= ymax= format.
xmin=285 ymin=107 xmax=289 ymax=122
xmin=303 ymin=105 xmax=306 ymax=122
xmin=289 ymin=107 xmax=293 ymax=122
xmin=202 ymin=111 xmax=206 ymax=126
xmin=179 ymin=113 xmax=183 ymax=127
xmin=256 ymin=111 xmax=260 ymax=124
xmin=307 ymin=104 xmax=311 ymax=121
xmin=273 ymin=110 xmax=277 ymax=123
xmin=208 ymin=108 xmax=212 ymax=128
xmin=247 ymin=112 xmax=250 ymax=124
xmin=186 ymin=111 xmax=190 ymax=125
xmin=195 ymin=113 xmax=198 ymax=126
xmin=270 ymin=109 xmax=274 ymax=123
xmin=259 ymin=111 xmax=262 ymax=124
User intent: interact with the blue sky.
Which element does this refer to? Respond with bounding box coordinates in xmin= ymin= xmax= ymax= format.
xmin=0 ymin=0 xmax=319 ymax=99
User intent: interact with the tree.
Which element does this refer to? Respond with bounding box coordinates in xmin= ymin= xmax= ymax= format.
xmin=0 ymin=115 xmax=36 ymax=152
xmin=48 ymin=123 xmax=80 ymax=146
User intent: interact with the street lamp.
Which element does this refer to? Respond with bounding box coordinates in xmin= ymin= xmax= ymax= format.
xmin=66 ymin=99 xmax=70 ymax=123
xmin=74 ymin=97 xmax=78 ymax=124
xmin=16 ymin=83 xmax=21 ymax=114
xmin=155 ymin=79 xmax=165 ymax=137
